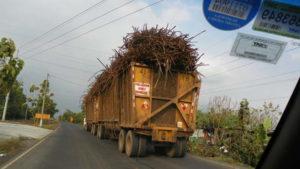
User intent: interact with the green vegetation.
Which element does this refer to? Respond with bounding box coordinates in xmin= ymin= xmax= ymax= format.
xmin=41 ymin=119 xmax=59 ymax=130
xmin=189 ymin=96 xmax=281 ymax=167
xmin=0 ymin=38 xmax=24 ymax=121
xmin=59 ymin=109 xmax=84 ymax=124
xmin=0 ymin=81 xmax=27 ymax=119
xmin=0 ymin=37 xmax=58 ymax=121
xmin=27 ymin=80 xmax=58 ymax=118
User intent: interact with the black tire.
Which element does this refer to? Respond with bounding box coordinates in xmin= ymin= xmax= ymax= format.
xmin=125 ymin=130 xmax=139 ymax=157
xmin=166 ymin=138 xmax=187 ymax=158
xmin=94 ymin=124 xmax=98 ymax=136
xmin=154 ymin=146 xmax=166 ymax=155
xmin=97 ymin=125 xmax=105 ymax=139
xmin=137 ymin=136 xmax=148 ymax=157
xmin=86 ymin=124 xmax=91 ymax=132
xmin=118 ymin=129 xmax=126 ymax=153
xmin=90 ymin=124 xmax=95 ymax=135
xmin=177 ymin=138 xmax=187 ymax=157
xmin=166 ymin=142 xmax=179 ymax=157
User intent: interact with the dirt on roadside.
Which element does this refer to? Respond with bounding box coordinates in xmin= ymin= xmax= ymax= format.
xmin=0 ymin=137 xmax=37 ymax=166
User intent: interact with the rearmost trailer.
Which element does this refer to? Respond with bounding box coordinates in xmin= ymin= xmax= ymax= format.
xmin=83 ymin=26 xmax=202 ymax=157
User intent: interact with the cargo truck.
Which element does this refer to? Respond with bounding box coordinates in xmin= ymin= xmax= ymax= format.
xmin=84 ymin=62 xmax=200 ymax=157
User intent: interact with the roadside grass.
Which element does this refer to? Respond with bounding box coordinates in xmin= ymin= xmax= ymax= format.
xmin=0 ymin=137 xmax=37 ymax=166
xmin=0 ymin=137 xmax=27 ymax=155
xmin=207 ymin=156 xmax=254 ymax=169
xmin=188 ymin=138 xmax=254 ymax=169
xmin=42 ymin=120 xmax=59 ymax=130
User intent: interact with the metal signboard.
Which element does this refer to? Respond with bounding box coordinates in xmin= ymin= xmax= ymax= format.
xmin=253 ymin=0 xmax=300 ymax=39
xmin=203 ymin=0 xmax=261 ymax=30
xmin=35 ymin=113 xmax=50 ymax=120
xmin=134 ymin=82 xmax=150 ymax=96
xmin=230 ymin=33 xmax=287 ymax=64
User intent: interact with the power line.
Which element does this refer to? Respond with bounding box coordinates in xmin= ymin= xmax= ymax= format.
xmin=203 ymin=51 xmax=229 ymax=61
xmin=203 ymin=34 xmax=235 ymax=52
xmin=203 ymin=46 xmax=297 ymax=75
xmin=29 ymin=58 xmax=95 ymax=74
xmin=204 ymin=61 xmax=255 ymax=78
xmin=203 ymin=69 xmax=300 ymax=92
xmin=201 ymin=77 xmax=298 ymax=96
xmin=19 ymin=0 xmax=107 ymax=48
xmin=44 ymin=52 xmax=101 ymax=67
xmin=64 ymin=45 xmax=111 ymax=55
xmin=203 ymin=45 xmax=300 ymax=78
xmin=20 ymin=67 xmax=88 ymax=87
xmin=51 ymin=75 xmax=87 ymax=87
xmin=20 ymin=0 xmax=136 ymax=55
xmin=248 ymin=96 xmax=290 ymax=103
xmin=23 ymin=0 xmax=164 ymax=59
xmin=201 ymin=58 xmax=240 ymax=71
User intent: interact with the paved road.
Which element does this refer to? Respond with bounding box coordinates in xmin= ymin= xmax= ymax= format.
xmin=5 ymin=122 xmax=230 ymax=169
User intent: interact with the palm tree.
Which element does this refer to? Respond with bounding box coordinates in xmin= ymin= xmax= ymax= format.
xmin=0 ymin=38 xmax=24 ymax=121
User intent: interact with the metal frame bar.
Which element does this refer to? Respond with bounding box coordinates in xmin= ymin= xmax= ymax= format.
xmin=135 ymin=84 xmax=199 ymax=127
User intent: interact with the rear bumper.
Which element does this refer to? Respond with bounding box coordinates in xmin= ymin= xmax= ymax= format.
xmin=151 ymin=127 xmax=193 ymax=143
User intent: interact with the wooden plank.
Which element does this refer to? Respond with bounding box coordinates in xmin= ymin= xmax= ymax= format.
xmin=152 ymin=96 xmax=172 ymax=101
xmin=175 ymin=103 xmax=190 ymax=129
xmin=135 ymin=84 xmax=199 ymax=127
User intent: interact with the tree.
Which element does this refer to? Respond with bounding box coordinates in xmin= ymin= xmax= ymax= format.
xmin=251 ymin=101 xmax=282 ymax=131
xmin=0 ymin=80 xmax=26 ymax=119
xmin=59 ymin=109 xmax=84 ymax=124
xmin=35 ymin=80 xmax=58 ymax=117
xmin=27 ymin=84 xmax=40 ymax=119
xmin=0 ymin=37 xmax=24 ymax=121
xmin=28 ymin=80 xmax=58 ymax=119
xmin=238 ymin=99 xmax=250 ymax=128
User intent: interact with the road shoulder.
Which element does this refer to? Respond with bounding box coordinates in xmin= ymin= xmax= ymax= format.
xmin=0 ymin=123 xmax=59 ymax=169
xmin=189 ymin=154 xmax=254 ymax=169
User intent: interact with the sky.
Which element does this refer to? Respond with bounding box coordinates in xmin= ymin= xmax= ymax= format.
xmin=0 ymin=0 xmax=299 ymax=116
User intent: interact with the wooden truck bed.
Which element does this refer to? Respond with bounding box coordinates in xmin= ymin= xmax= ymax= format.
xmin=85 ymin=62 xmax=201 ymax=157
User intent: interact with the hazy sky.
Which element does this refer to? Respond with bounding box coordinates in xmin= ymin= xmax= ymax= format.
xmin=1 ymin=0 xmax=299 ymax=116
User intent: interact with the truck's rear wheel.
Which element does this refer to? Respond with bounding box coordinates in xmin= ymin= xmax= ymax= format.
xmin=125 ymin=130 xmax=138 ymax=157
xmin=118 ymin=129 xmax=126 ymax=153
xmin=137 ymin=136 xmax=148 ymax=157
xmin=97 ymin=125 xmax=105 ymax=139
xmin=86 ymin=124 xmax=91 ymax=132
xmin=154 ymin=146 xmax=166 ymax=155
xmin=166 ymin=142 xmax=179 ymax=157
xmin=166 ymin=138 xmax=187 ymax=157
xmin=177 ymin=138 xmax=187 ymax=157
xmin=94 ymin=124 xmax=98 ymax=136
xmin=91 ymin=124 xmax=96 ymax=135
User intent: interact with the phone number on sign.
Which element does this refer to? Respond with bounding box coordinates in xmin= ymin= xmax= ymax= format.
xmin=261 ymin=9 xmax=300 ymax=26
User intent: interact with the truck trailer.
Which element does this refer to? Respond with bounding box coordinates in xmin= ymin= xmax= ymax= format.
xmin=84 ymin=62 xmax=200 ymax=157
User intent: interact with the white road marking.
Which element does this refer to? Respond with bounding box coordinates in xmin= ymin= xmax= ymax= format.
xmin=1 ymin=124 xmax=60 ymax=169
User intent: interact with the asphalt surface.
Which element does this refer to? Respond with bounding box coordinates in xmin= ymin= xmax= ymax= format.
xmin=4 ymin=122 xmax=230 ymax=169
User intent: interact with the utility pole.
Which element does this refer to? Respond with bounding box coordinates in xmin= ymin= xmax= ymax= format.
xmin=39 ymin=73 xmax=49 ymax=127
xmin=24 ymin=104 xmax=28 ymax=120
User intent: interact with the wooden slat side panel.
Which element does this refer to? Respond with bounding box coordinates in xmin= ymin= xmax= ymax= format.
xmin=133 ymin=66 xmax=151 ymax=124
xmin=85 ymin=102 xmax=93 ymax=123
xmin=119 ymin=68 xmax=133 ymax=126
